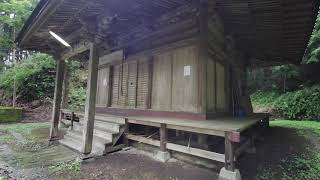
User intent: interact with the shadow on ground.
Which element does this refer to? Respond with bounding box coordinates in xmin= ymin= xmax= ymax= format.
xmin=238 ymin=126 xmax=312 ymax=180
xmin=0 ymin=123 xmax=317 ymax=180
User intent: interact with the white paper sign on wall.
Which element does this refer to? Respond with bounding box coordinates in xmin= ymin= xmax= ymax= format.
xmin=184 ymin=65 xmax=191 ymax=77
xmin=103 ymin=78 xmax=108 ymax=86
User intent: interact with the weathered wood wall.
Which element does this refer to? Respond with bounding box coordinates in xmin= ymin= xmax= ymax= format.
xmin=98 ymin=42 xmax=205 ymax=113
xmin=94 ymin=5 xmax=241 ymax=117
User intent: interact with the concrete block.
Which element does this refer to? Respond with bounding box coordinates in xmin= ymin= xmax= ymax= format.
xmin=155 ymin=151 xmax=171 ymax=162
xmin=218 ymin=167 xmax=241 ymax=180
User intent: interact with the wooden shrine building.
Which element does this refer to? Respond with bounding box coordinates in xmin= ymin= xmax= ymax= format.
xmin=16 ymin=0 xmax=319 ymax=179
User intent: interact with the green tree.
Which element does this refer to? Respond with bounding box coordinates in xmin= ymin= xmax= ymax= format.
xmin=0 ymin=0 xmax=38 ymax=60
xmin=304 ymin=12 xmax=320 ymax=64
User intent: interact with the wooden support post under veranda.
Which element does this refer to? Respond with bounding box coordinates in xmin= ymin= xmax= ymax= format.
xmin=225 ymin=132 xmax=236 ymax=171
xmin=49 ymin=58 xmax=65 ymax=140
xmin=82 ymin=43 xmax=99 ymax=154
xmin=160 ymin=123 xmax=168 ymax=152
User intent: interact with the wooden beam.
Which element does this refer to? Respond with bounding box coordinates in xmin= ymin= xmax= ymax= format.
xmin=127 ymin=118 xmax=225 ymax=137
xmin=127 ymin=134 xmax=160 ymax=147
xmin=49 ymin=58 xmax=65 ymax=139
xmin=82 ymin=43 xmax=99 ymax=154
xmin=198 ymin=0 xmax=209 ymax=113
xmin=126 ymin=134 xmax=225 ymax=163
xmin=167 ymin=143 xmax=225 ymax=163
xmin=61 ymin=41 xmax=90 ymax=60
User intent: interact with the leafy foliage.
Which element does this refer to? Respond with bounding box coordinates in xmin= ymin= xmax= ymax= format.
xmin=248 ymin=65 xmax=301 ymax=93
xmin=68 ymin=86 xmax=86 ymax=111
xmin=66 ymin=60 xmax=87 ymax=111
xmin=275 ymin=86 xmax=320 ymax=120
xmin=250 ymin=91 xmax=280 ymax=108
xmin=251 ymin=86 xmax=320 ymax=121
xmin=0 ymin=0 xmax=38 ymax=59
xmin=0 ymin=53 xmax=56 ymax=102
xmin=304 ymin=13 xmax=320 ymax=64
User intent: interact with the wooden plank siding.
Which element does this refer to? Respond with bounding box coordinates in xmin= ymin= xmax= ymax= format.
xmin=206 ymin=57 xmax=228 ymax=113
xmin=118 ymin=63 xmax=129 ymax=107
xmin=96 ymin=67 xmax=110 ymax=107
xmin=152 ymin=51 xmax=173 ymax=111
xmin=97 ymin=41 xmax=228 ymax=115
xmin=111 ymin=65 xmax=121 ymax=107
xmin=127 ymin=61 xmax=138 ymax=108
xmin=136 ymin=57 xmax=151 ymax=109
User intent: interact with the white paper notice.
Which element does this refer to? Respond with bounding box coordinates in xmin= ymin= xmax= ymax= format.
xmin=184 ymin=65 xmax=191 ymax=77
xmin=103 ymin=78 xmax=108 ymax=86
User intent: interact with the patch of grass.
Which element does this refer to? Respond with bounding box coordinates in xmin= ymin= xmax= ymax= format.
xmin=257 ymin=120 xmax=320 ymax=180
xmin=279 ymin=153 xmax=320 ymax=180
xmin=0 ymin=134 xmax=15 ymax=144
xmin=49 ymin=158 xmax=81 ymax=174
xmin=0 ymin=123 xmax=50 ymax=141
xmin=271 ymin=119 xmax=320 ymax=135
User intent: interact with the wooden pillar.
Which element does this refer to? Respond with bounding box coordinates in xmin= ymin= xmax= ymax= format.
xmin=225 ymin=132 xmax=235 ymax=172
xmin=124 ymin=118 xmax=129 ymax=146
xmin=160 ymin=123 xmax=167 ymax=152
xmin=198 ymin=0 xmax=209 ymax=114
xmin=61 ymin=64 xmax=70 ymax=109
xmin=82 ymin=43 xmax=99 ymax=154
xmin=49 ymin=58 xmax=65 ymax=140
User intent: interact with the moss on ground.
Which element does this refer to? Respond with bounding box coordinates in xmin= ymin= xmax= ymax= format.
xmin=0 ymin=123 xmax=49 ymax=144
xmin=0 ymin=107 xmax=23 ymax=123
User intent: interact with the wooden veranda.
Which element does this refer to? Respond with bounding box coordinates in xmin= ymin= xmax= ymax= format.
xmin=60 ymin=109 xmax=269 ymax=172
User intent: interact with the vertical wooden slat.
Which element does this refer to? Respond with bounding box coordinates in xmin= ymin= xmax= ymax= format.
xmin=127 ymin=61 xmax=138 ymax=107
xmin=147 ymin=57 xmax=154 ymax=109
xmin=118 ymin=63 xmax=128 ymax=107
xmin=82 ymin=43 xmax=99 ymax=154
xmin=137 ymin=58 xmax=150 ymax=109
xmin=111 ymin=65 xmax=120 ymax=107
xmin=49 ymin=58 xmax=65 ymax=140
xmin=107 ymin=66 xmax=113 ymax=107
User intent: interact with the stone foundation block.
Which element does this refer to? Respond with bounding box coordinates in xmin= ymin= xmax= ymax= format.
xmin=218 ymin=167 xmax=241 ymax=180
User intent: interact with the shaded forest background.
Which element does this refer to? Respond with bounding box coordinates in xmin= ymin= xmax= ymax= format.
xmin=0 ymin=0 xmax=319 ymax=121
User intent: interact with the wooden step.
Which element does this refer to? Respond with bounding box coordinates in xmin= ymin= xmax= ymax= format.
xmin=60 ymin=135 xmax=105 ymax=155
xmin=78 ymin=119 xmax=122 ymax=133
xmin=66 ymin=130 xmax=112 ymax=146
xmin=95 ymin=115 xmax=126 ymax=124
xmin=71 ymin=123 xmax=118 ymax=142
xmin=59 ymin=136 xmax=82 ymax=153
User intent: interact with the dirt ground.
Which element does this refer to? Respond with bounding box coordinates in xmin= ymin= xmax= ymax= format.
xmin=0 ymin=121 xmax=319 ymax=180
